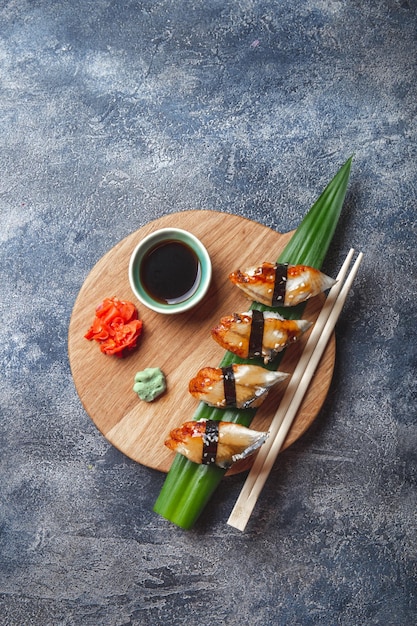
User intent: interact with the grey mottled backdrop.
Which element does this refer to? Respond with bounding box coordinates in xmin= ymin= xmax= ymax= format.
xmin=1 ymin=1 xmax=416 ymax=625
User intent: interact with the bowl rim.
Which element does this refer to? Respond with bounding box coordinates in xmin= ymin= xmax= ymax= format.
xmin=128 ymin=227 xmax=212 ymax=314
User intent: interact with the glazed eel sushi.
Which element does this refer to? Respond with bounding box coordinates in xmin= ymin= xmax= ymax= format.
xmin=211 ymin=310 xmax=311 ymax=364
xmin=165 ymin=420 xmax=268 ymax=469
xmin=229 ymin=262 xmax=335 ymax=307
xmin=189 ymin=363 xmax=287 ymax=410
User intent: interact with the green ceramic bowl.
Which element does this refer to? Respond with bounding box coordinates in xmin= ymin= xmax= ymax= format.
xmin=128 ymin=228 xmax=212 ymax=315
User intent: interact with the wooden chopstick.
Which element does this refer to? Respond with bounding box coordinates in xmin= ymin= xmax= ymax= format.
xmin=227 ymin=249 xmax=364 ymax=531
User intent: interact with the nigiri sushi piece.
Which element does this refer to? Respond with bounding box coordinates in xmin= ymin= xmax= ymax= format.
xmin=189 ymin=363 xmax=288 ymax=409
xmin=211 ymin=310 xmax=312 ymax=363
xmin=165 ymin=419 xmax=269 ymax=468
xmin=229 ymin=262 xmax=336 ymax=307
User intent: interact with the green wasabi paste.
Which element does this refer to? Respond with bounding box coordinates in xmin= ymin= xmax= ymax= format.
xmin=133 ymin=367 xmax=166 ymax=402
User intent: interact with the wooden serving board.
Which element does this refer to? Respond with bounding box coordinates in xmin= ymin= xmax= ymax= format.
xmin=68 ymin=210 xmax=335 ymax=475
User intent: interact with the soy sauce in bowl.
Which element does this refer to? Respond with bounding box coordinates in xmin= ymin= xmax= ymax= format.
xmin=128 ymin=228 xmax=212 ymax=315
xmin=140 ymin=240 xmax=201 ymax=305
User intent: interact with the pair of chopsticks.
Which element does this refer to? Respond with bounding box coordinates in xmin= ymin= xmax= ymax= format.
xmin=227 ymin=248 xmax=364 ymax=531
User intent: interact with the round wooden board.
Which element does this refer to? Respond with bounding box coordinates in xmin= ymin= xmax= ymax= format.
xmin=68 ymin=210 xmax=335 ymax=475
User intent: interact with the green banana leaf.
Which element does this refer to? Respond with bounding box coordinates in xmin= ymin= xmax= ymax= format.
xmin=153 ymin=156 xmax=353 ymax=529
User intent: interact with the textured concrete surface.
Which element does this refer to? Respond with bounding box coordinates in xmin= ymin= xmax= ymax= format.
xmin=1 ymin=1 xmax=416 ymax=624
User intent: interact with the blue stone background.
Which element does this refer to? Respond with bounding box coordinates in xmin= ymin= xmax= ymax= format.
xmin=1 ymin=1 xmax=416 ymax=624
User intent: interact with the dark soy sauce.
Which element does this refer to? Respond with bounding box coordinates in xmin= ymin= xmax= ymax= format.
xmin=140 ymin=240 xmax=201 ymax=304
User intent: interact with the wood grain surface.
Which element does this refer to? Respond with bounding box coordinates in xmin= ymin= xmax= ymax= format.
xmin=68 ymin=210 xmax=335 ymax=475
